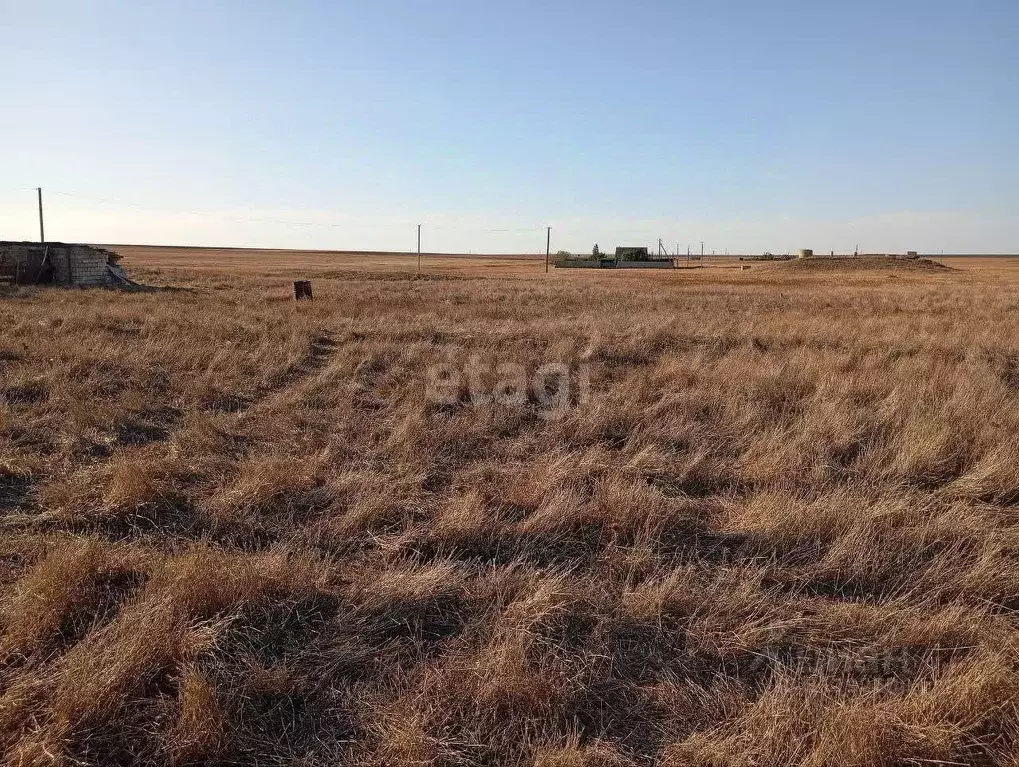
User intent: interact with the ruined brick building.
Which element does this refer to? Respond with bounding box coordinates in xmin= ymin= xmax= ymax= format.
xmin=0 ymin=242 xmax=134 ymax=286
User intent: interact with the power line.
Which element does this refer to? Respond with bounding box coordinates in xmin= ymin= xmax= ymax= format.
xmin=46 ymin=190 xmax=350 ymax=229
xmin=37 ymin=189 xmax=552 ymax=235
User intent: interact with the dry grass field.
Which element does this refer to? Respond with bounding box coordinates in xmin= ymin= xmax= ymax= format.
xmin=2 ymin=247 xmax=1019 ymax=765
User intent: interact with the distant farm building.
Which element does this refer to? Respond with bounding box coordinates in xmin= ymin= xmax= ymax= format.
xmin=0 ymin=242 xmax=134 ymax=287
xmin=555 ymin=244 xmax=676 ymax=269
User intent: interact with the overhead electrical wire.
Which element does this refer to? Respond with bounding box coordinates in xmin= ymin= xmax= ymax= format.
xmin=15 ymin=188 xmax=551 ymax=235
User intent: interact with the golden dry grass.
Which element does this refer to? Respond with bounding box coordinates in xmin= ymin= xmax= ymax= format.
xmin=1 ymin=247 xmax=1018 ymax=765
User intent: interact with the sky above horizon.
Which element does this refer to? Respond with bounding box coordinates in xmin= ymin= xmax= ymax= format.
xmin=1 ymin=0 xmax=1016 ymax=254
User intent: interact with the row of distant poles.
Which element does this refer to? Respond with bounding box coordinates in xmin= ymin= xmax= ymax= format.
xmin=30 ymin=187 xmax=549 ymax=267
xmin=415 ymin=223 xmax=553 ymax=274
xmin=33 ymin=192 xmax=720 ymax=268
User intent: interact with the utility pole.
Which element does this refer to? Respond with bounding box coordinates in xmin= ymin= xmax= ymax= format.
xmin=700 ymin=241 xmax=704 ymax=258
xmin=37 ymin=187 xmax=45 ymax=243
xmin=545 ymin=226 xmax=551 ymax=273
xmin=417 ymin=224 xmax=421 ymax=274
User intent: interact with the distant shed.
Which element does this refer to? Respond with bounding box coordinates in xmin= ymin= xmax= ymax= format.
xmin=0 ymin=242 xmax=133 ymax=287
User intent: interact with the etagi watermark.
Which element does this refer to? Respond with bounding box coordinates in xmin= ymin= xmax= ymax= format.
xmin=425 ymin=356 xmax=591 ymax=417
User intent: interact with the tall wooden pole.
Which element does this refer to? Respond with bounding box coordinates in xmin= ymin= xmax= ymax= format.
xmin=417 ymin=224 xmax=421 ymax=274
xmin=545 ymin=226 xmax=551 ymax=273
xmin=37 ymin=188 xmax=45 ymax=243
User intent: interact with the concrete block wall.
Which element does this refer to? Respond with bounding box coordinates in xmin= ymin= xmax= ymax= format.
xmin=0 ymin=243 xmax=118 ymax=285
xmin=53 ymin=248 xmax=72 ymax=283
xmin=616 ymin=260 xmax=676 ymax=269
xmin=1 ymin=244 xmax=47 ymax=282
xmin=69 ymin=248 xmax=111 ymax=286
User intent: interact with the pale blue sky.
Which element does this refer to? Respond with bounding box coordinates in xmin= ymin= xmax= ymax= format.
xmin=1 ymin=1 xmax=1015 ymax=253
